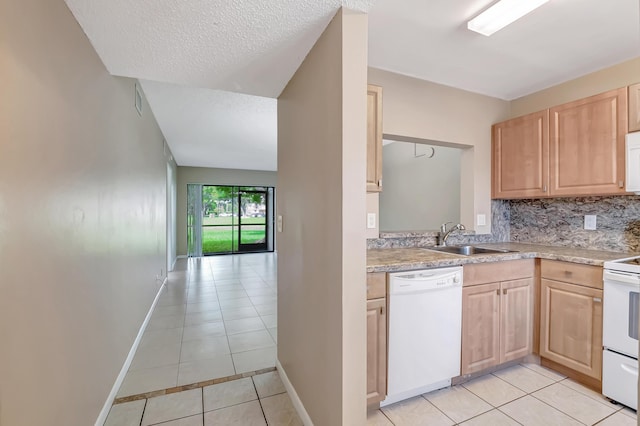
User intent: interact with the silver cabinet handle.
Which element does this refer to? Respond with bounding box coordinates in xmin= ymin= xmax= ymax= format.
xmin=542 ymin=185 xmax=547 ymax=192
xmin=593 ymin=297 xmax=602 ymax=303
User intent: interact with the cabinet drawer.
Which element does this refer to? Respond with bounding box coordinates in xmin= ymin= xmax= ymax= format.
xmin=464 ymin=259 xmax=534 ymax=287
xmin=367 ymin=272 xmax=386 ymax=299
xmin=541 ymin=260 xmax=602 ymax=289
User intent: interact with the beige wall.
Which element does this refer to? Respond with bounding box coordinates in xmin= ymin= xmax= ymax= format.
xmin=175 ymin=166 xmax=277 ymax=256
xmin=511 ymin=57 xmax=640 ymax=117
xmin=366 ymin=192 xmax=380 ymax=239
xmin=0 ymin=1 xmax=169 ymax=425
xmin=367 ymin=68 xmax=511 ymax=235
xmin=380 ymin=142 xmax=461 ymax=231
xmin=277 ymin=8 xmax=367 ymax=425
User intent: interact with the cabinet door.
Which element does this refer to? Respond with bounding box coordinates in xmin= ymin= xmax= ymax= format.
xmin=540 ymin=279 xmax=603 ymax=380
xmin=367 ymin=298 xmax=386 ymax=404
xmin=367 ymin=85 xmax=383 ymax=192
xmin=492 ymin=110 xmax=549 ymax=199
xmin=549 ymin=88 xmax=627 ymax=196
xmin=630 ymin=83 xmax=640 ymax=133
xmin=462 ymin=282 xmax=501 ymax=374
xmin=500 ymin=278 xmax=533 ymax=363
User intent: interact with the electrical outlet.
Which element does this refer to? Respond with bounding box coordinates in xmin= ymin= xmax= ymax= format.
xmin=367 ymin=213 xmax=376 ymax=229
xmin=277 ymin=215 xmax=283 ymax=232
xmin=477 ymin=214 xmax=486 ymax=226
xmin=584 ymin=215 xmax=597 ymax=230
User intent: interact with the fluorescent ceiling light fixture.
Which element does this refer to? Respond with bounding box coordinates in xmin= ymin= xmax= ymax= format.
xmin=468 ymin=0 xmax=550 ymax=36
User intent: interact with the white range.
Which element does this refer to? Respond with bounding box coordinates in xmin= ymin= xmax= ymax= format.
xmin=602 ymin=256 xmax=640 ymax=410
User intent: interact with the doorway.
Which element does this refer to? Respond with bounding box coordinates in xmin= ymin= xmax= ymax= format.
xmin=188 ymin=184 xmax=274 ymax=256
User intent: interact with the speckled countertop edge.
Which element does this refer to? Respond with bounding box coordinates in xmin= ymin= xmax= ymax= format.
xmin=366 ymin=242 xmax=637 ymax=273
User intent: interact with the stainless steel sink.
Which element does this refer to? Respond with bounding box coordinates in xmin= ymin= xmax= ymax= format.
xmin=425 ymin=245 xmax=515 ymax=256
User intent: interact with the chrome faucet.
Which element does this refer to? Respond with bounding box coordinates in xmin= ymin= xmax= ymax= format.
xmin=438 ymin=222 xmax=466 ymax=246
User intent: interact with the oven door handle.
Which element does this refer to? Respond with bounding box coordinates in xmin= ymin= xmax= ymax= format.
xmin=604 ymin=270 xmax=640 ymax=286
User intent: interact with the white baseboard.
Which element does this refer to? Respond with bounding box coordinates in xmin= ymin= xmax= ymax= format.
xmin=95 ymin=277 xmax=168 ymax=426
xmin=177 ymin=255 xmax=187 ymax=259
xmin=276 ymin=359 xmax=313 ymax=426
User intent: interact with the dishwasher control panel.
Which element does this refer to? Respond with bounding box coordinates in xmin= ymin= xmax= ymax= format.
xmin=389 ymin=267 xmax=463 ymax=295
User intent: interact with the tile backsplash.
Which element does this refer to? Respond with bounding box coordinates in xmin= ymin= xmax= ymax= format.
xmin=367 ymin=200 xmax=510 ymax=249
xmin=368 ymin=196 xmax=640 ymax=253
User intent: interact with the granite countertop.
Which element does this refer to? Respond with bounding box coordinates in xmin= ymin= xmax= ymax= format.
xmin=366 ymin=242 xmax=637 ymax=273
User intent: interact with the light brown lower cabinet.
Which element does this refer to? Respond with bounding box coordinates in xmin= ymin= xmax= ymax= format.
xmin=367 ymin=298 xmax=386 ymax=404
xmin=367 ymin=272 xmax=387 ymax=405
xmin=539 ymin=278 xmax=603 ymax=382
xmin=501 ymin=279 xmax=535 ymax=362
xmin=461 ymin=278 xmax=533 ymax=374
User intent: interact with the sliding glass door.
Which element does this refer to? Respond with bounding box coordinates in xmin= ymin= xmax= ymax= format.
xmin=237 ymin=189 xmax=268 ymax=253
xmin=201 ymin=185 xmax=238 ymax=254
xmin=188 ymin=184 xmax=273 ymax=256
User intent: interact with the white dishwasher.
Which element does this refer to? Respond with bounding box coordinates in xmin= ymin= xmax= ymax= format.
xmin=381 ymin=266 xmax=463 ymax=407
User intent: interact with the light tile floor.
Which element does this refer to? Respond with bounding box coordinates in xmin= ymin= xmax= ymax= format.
xmin=116 ymin=253 xmax=278 ymax=398
xmin=371 ymin=363 xmax=638 ymax=425
xmin=105 ymin=370 xmax=303 ymax=426
xmin=108 ymin=254 xmax=638 ymax=425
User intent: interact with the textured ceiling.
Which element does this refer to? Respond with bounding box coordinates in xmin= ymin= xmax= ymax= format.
xmin=64 ymin=0 xmax=377 ymax=98
xmin=139 ymin=81 xmax=277 ymax=171
xmin=369 ymin=0 xmax=640 ymax=100
xmin=65 ymin=0 xmax=640 ymax=171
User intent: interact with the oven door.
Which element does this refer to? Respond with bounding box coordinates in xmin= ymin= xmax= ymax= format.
xmin=603 ymin=270 xmax=640 ymax=358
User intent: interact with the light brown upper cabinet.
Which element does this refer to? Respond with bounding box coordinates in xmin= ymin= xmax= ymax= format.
xmin=549 ymin=88 xmax=627 ymax=196
xmin=492 ymin=111 xmax=549 ymax=199
xmin=629 ymin=83 xmax=640 ymax=132
xmin=367 ymin=85 xmax=383 ymax=192
xmin=492 ymin=88 xmax=628 ymax=199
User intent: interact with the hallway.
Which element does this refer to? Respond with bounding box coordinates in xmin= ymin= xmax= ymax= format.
xmin=116 ymin=253 xmax=278 ymax=399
